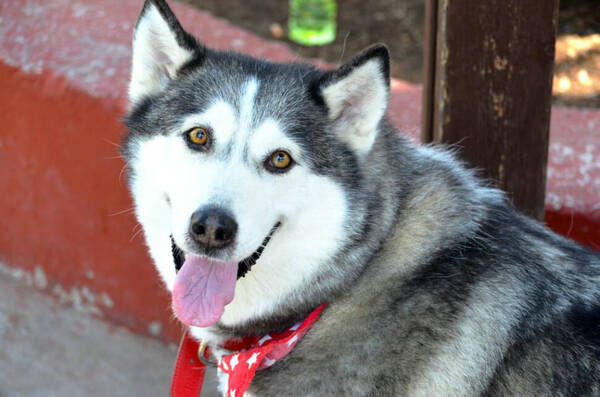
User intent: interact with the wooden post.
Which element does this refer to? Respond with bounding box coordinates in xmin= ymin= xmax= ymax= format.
xmin=421 ymin=0 xmax=438 ymax=144
xmin=422 ymin=0 xmax=560 ymax=220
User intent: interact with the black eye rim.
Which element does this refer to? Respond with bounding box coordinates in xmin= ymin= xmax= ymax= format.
xmin=264 ymin=150 xmax=295 ymax=174
xmin=184 ymin=126 xmax=212 ymax=150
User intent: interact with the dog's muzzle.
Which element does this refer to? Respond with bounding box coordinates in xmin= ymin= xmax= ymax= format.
xmin=170 ymin=222 xmax=281 ymax=279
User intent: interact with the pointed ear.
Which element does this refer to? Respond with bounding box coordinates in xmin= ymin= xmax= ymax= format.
xmin=128 ymin=0 xmax=202 ymax=104
xmin=314 ymin=45 xmax=390 ymax=157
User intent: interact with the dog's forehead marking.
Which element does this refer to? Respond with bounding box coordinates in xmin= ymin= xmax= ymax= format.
xmin=230 ymin=78 xmax=260 ymax=159
xmin=221 ymin=77 xmax=295 ymax=165
xmin=176 ymin=77 xmax=296 ymax=164
xmin=175 ymin=77 xmax=259 ymax=156
xmin=239 ymin=78 xmax=259 ymax=132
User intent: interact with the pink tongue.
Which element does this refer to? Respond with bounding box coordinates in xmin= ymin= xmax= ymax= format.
xmin=172 ymin=255 xmax=238 ymax=327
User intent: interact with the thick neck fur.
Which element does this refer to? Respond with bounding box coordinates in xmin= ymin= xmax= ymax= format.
xmin=364 ymin=151 xmax=501 ymax=288
xmin=337 ymin=122 xmax=505 ymax=305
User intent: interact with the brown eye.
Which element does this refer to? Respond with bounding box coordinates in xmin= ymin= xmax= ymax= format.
xmin=267 ymin=150 xmax=293 ymax=172
xmin=187 ymin=127 xmax=209 ymax=146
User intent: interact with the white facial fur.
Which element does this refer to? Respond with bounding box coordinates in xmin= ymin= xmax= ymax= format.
xmin=321 ymin=59 xmax=388 ymax=158
xmin=128 ymin=3 xmax=193 ymax=105
xmin=127 ymin=4 xmax=389 ymax=332
xmin=129 ymin=79 xmax=349 ymax=328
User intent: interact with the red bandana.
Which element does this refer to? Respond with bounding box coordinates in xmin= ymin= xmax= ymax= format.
xmin=171 ymin=304 xmax=326 ymax=397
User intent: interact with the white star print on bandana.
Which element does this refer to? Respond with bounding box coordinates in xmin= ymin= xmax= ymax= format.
xmin=216 ymin=304 xmax=326 ymax=396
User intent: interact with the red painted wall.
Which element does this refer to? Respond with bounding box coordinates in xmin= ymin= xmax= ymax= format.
xmin=0 ymin=64 xmax=182 ymax=340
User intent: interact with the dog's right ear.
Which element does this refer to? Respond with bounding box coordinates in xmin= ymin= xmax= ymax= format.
xmin=129 ymin=0 xmax=203 ymax=105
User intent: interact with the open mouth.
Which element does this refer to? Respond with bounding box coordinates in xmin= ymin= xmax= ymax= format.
xmin=170 ymin=222 xmax=281 ymax=327
xmin=170 ymin=222 xmax=280 ymax=280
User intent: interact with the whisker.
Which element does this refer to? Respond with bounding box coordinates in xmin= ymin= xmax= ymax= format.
xmin=130 ymin=226 xmax=144 ymax=242
xmin=103 ymin=138 xmax=123 ymax=150
xmin=118 ymin=163 xmax=128 ymax=186
xmin=338 ymin=31 xmax=351 ymax=64
xmin=109 ymin=207 xmax=136 ymax=217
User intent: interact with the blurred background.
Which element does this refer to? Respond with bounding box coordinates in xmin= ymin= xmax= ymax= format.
xmin=182 ymin=0 xmax=599 ymax=106
xmin=0 ymin=0 xmax=598 ymax=396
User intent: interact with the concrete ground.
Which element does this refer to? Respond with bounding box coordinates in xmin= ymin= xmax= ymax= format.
xmin=0 ymin=273 xmax=218 ymax=397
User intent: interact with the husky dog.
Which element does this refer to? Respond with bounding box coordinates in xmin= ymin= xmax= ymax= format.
xmin=122 ymin=0 xmax=600 ymax=395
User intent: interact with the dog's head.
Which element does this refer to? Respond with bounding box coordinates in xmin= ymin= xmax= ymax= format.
xmin=123 ymin=0 xmax=391 ymax=329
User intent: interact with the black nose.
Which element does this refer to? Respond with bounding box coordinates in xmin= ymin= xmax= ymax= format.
xmin=189 ymin=206 xmax=237 ymax=251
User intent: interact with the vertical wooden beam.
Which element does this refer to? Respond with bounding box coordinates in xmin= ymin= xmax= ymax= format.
xmin=421 ymin=0 xmax=438 ymax=143
xmin=422 ymin=0 xmax=560 ymax=220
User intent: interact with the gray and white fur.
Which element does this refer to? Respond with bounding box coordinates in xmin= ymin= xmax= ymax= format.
xmin=122 ymin=1 xmax=600 ymax=395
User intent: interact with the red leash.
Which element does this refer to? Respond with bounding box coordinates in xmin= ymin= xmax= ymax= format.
xmin=170 ymin=304 xmax=326 ymax=397
xmin=171 ymin=331 xmax=207 ymax=397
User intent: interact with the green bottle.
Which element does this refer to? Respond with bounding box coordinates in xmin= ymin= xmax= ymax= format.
xmin=288 ymin=0 xmax=337 ymax=46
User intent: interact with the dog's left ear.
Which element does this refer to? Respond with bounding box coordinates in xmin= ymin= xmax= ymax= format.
xmin=129 ymin=0 xmax=203 ymax=105
xmin=314 ymin=45 xmax=390 ymax=157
